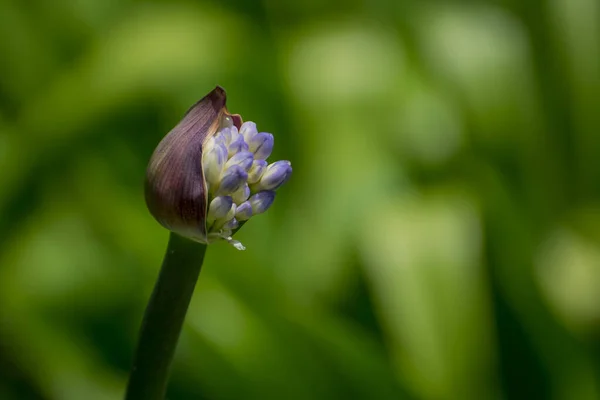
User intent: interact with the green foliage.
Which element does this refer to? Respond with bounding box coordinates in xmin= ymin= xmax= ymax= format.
xmin=0 ymin=0 xmax=599 ymax=399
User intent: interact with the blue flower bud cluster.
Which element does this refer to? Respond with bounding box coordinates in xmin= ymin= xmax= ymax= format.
xmin=202 ymin=120 xmax=292 ymax=248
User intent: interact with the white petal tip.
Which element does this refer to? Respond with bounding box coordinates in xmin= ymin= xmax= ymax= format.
xmin=226 ymin=237 xmax=246 ymax=251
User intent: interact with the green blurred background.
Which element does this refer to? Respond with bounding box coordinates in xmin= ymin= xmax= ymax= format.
xmin=1 ymin=0 xmax=599 ymax=399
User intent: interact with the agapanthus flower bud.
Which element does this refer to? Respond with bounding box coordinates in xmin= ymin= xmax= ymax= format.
xmin=207 ymin=196 xmax=234 ymax=224
xmin=202 ymin=138 xmax=228 ymax=187
xmin=247 ymin=132 xmax=274 ymax=160
xmin=225 ymin=151 xmax=254 ymax=171
xmin=249 ymin=191 xmax=276 ymax=215
xmin=223 ymin=218 xmax=239 ymax=230
xmin=240 ymin=122 xmax=258 ymax=142
xmin=247 ymin=160 xmax=267 ymax=184
xmin=252 ymin=160 xmax=292 ymax=191
xmin=217 ymin=165 xmax=248 ymax=195
xmin=219 ymin=126 xmax=233 ymax=144
xmin=231 ymin=184 xmax=250 ymax=204
xmin=145 ymin=86 xmax=292 ymax=250
xmin=235 ymin=201 xmax=253 ymax=221
xmin=211 ymin=203 xmax=236 ymax=231
xmin=228 ymin=134 xmax=249 ymax=157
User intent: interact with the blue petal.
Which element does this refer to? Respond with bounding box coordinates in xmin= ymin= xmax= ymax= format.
xmin=235 ymin=201 xmax=253 ymax=221
xmin=218 ymin=165 xmax=248 ymax=195
xmin=225 ymin=151 xmax=254 ymax=171
xmin=248 ymin=132 xmax=274 ymax=160
xmin=255 ymin=160 xmax=292 ymax=191
xmin=207 ymin=196 xmax=233 ymax=223
xmin=249 ymin=191 xmax=276 ymax=215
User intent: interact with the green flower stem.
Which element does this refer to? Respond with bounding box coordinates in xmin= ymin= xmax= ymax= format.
xmin=125 ymin=233 xmax=207 ymax=400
